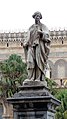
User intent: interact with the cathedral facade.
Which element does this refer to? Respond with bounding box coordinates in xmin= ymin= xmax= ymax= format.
xmin=48 ymin=30 xmax=67 ymax=87
xmin=0 ymin=30 xmax=67 ymax=87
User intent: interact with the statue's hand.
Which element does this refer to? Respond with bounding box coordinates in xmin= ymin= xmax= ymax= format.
xmin=37 ymin=30 xmax=43 ymax=39
xmin=23 ymin=42 xmax=28 ymax=48
xmin=38 ymin=30 xmax=43 ymax=35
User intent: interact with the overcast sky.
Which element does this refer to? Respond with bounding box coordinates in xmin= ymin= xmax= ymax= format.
xmin=0 ymin=0 xmax=67 ymax=32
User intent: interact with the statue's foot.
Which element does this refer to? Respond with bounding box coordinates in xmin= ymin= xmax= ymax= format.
xmin=30 ymin=78 xmax=35 ymax=81
xmin=35 ymin=77 xmax=40 ymax=81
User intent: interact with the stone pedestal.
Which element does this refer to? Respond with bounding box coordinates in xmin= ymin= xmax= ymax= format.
xmin=7 ymin=80 xmax=60 ymax=119
xmin=2 ymin=102 xmax=13 ymax=119
xmin=2 ymin=115 xmax=10 ymax=119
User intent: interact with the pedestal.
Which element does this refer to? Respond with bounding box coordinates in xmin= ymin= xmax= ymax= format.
xmin=7 ymin=80 xmax=60 ymax=119
xmin=2 ymin=115 xmax=10 ymax=119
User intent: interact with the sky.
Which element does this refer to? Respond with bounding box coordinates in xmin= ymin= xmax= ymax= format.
xmin=0 ymin=0 xmax=67 ymax=32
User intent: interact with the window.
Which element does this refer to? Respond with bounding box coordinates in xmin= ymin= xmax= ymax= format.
xmin=7 ymin=43 xmax=9 ymax=47
xmin=50 ymin=67 xmax=52 ymax=78
xmin=21 ymin=42 xmax=23 ymax=46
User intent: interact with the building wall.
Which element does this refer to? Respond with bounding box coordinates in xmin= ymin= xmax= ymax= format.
xmin=48 ymin=30 xmax=67 ymax=86
xmin=0 ymin=32 xmax=25 ymax=61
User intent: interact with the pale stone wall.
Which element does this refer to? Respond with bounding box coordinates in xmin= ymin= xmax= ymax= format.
xmin=0 ymin=32 xmax=25 ymax=61
xmin=48 ymin=30 xmax=67 ymax=86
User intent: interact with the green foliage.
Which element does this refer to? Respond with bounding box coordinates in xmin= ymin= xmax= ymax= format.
xmin=0 ymin=54 xmax=27 ymax=98
xmin=55 ymin=89 xmax=67 ymax=119
xmin=45 ymin=78 xmax=67 ymax=119
xmin=45 ymin=77 xmax=58 ymax=95
xmin=55 ymin=111 xmax=64 ymax=119
xmin=55 ymin=89 xmax=67 ymax=111
xmin=64 ymin=111 xmax=67 ymax=119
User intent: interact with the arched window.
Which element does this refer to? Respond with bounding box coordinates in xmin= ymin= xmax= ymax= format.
xmin=50 ymin=67 xmax=52 ymax=78
xmin=7 ymin=43 xmax=9 ymax=47
xmin=58 ymin=62 xmax=65 ymax=78
xmin=54 ymin=59 xmax=66 ymax=79
xmin=21 ymin=42 xmax=23 ymax=46
xmin=60 ymin=79 xmax=63 ymax=86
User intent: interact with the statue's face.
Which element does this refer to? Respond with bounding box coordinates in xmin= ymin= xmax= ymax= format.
xmin=35 ymin=14 xmax=40 ymax=23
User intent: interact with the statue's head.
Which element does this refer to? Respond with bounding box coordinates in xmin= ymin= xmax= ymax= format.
xmin=32 ymin=11 xmax=42 ymax=19
xmin=32 ymin=11 xmax=42 ymax=24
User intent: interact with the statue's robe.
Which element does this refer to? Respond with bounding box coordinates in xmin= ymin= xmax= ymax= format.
xmin=24 ymin=22 xmax=51 ymax=78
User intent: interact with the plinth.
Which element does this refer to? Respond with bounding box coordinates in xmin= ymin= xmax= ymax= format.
xmin=7 ymin=80 xmax=60 ymax=119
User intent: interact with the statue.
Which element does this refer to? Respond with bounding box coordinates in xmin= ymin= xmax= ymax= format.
xmin=23 ymin=11 xmax=51 ymax=81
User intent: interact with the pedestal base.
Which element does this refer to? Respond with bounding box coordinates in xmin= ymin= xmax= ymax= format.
xmin=2 ymin=115 xmax=10 ymax=119
xmin=7 ymin=80 xmax=60 ymax=119
xmin=14 ymin=111 xmax=55 ymax=119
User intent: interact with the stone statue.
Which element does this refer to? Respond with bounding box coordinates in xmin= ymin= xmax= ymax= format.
xmin=23 ymin=11 xmax=51 ymax=81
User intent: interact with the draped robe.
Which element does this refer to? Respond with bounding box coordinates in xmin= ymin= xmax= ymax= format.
xmin=24 ymin=22 xmax=51 ymax=80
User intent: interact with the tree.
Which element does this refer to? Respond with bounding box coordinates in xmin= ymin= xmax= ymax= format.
xmin=64 ymin=111 xmax=67 ymax=119
xmin=45 ymin=77 xmax=58 ymax=95
xmin=55 ymin=89 xmax=67 ymax=119
xmin=0 ymin=54 xmax=27 ymax=98
xmin=45 ymin=78 xmax=67 ymax=119
xmin=0 ymin=54 xmax=27 ymax=118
